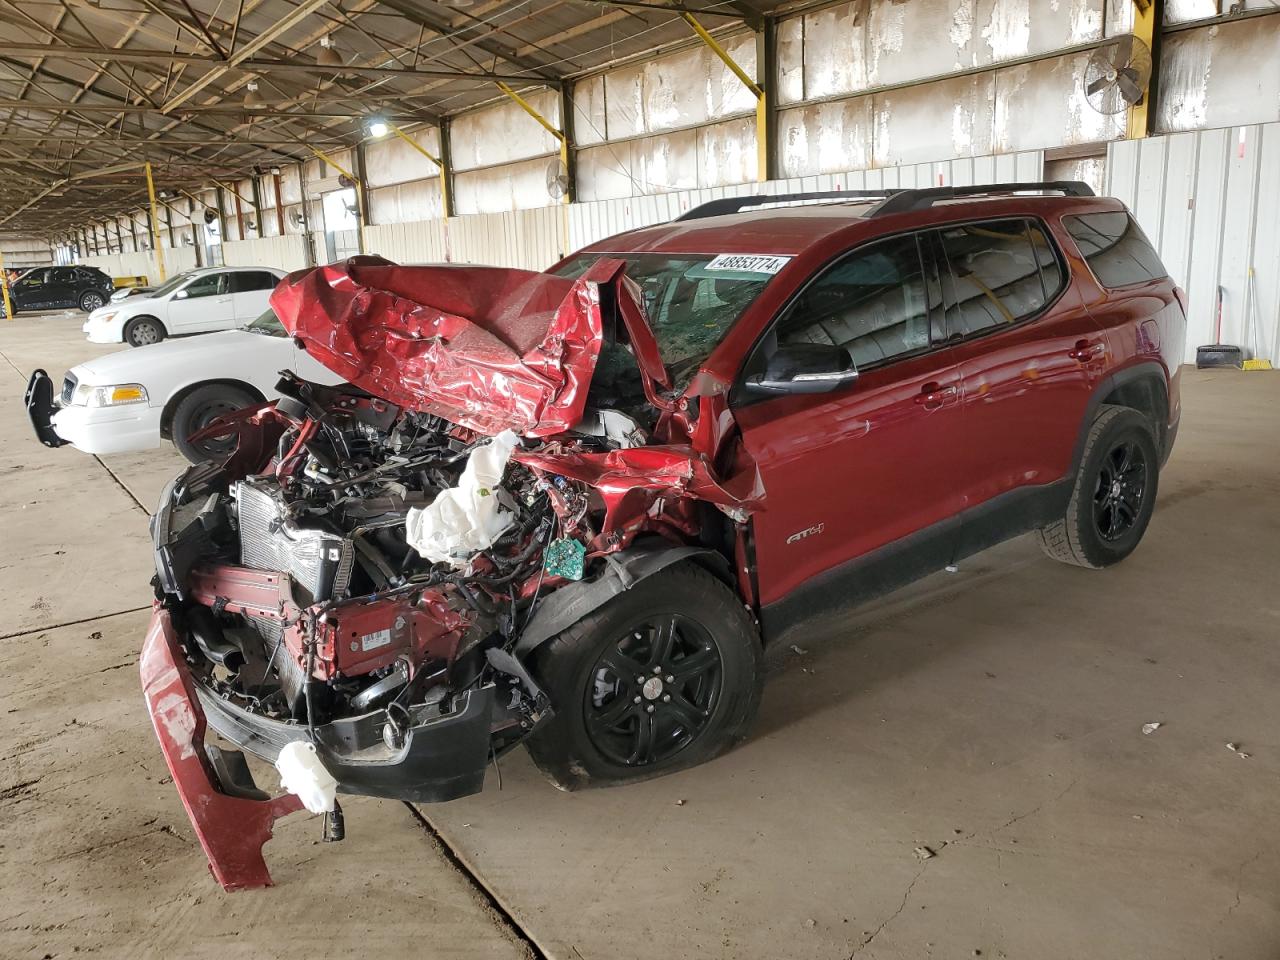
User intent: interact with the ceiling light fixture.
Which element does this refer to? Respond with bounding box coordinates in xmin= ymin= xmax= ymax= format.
xmin=243 ymin=80 xmax=265 ymax=108
xmin=366 ymin=118 xmax=389 ymax=139
xmin=317 ymin=35 xmax=344 ymax=68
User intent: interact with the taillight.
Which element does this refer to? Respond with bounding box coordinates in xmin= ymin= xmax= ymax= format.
xmin=1173 ymin=285 xmax=1189 ymax=316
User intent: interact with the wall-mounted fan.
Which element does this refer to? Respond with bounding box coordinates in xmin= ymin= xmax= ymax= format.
xmin=337 ymin=173 xmax=356 ymax=190
xmin=1083 ymin=34 xmax=1152 ymax=115
xmin=545 ymin=157 xmax=570 ymax=200
xmin=289 ymin=210 xmax=306 ymax=228
xmin=203 ymin=208 xmax=219 ymax=224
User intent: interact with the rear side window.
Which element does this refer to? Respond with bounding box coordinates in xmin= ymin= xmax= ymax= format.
xmin=1064 ymin=212 xmax=1166 ymax=288
xmin=231 ymin=270 xmax=279 ymax=293
xmin=938 ymin=218 xmax=1064 ymax=339
xmin=774 ymin=233 xmax=939 ymax=369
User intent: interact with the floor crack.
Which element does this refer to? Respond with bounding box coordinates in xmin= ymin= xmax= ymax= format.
xmin=850 ymin=864 xmax=928 ymax=957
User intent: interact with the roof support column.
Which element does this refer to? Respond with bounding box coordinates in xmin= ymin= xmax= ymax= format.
xmin=1126 ymin=0 xmax=1163 ymax=139
xmin=382 ymin=123 xmax=453 ymax=259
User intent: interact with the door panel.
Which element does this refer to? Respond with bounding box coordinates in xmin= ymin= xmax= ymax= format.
xmin=737 ymin=350 xmax=966 ymax=606
xmin=167 ymin=273 xmax=234 ymax=333
xmin=230 ymin=271 xmax=281 ymax=322
xmin=732 ymin=232 xmax=967 ymax=608
xmin=935 ymin=219 xmax=1106 ymax=516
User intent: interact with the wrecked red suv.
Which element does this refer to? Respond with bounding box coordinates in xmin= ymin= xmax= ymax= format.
xmin=142 ymin=182 xmax=1185 ymax=888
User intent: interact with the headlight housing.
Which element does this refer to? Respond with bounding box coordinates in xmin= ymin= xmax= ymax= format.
xmin=94 ymin=310 xmax=118 ymax=324
xmin=71 ymin=383 xmax=149 ymax=407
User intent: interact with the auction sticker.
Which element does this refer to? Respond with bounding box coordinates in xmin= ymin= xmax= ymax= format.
xmin=704 ymin=253 xmax=792 ymax=275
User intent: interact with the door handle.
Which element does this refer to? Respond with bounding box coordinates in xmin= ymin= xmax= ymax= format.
xmin=915 ymin=382 xmax=959 ymax=409
xmin=1069 ymin=339 xmax=1106 ymax=362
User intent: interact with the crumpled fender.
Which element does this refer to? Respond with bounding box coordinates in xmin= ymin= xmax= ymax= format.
xmin=270 ymin=255 xmax=615 ymax=437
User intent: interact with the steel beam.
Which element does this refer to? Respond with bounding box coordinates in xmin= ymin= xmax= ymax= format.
xmin=681 ymin=13 xmax=765 ymax=182
xmin=0 ymin=42 xmax=558 ymax=84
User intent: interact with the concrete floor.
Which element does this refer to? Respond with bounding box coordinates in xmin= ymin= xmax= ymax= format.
xmin=2 ymin=312 xmax=1278 ymax=960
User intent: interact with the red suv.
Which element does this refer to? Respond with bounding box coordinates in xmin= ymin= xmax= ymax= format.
xmin=142 ymin=182 xmax=1184 ymax=888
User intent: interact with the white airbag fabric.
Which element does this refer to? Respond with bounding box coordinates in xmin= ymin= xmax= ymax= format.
xmin=405 ymin=429 xmax=519 ymax=567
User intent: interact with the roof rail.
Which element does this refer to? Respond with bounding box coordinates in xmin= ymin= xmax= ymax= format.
xmin=674 ymin=189 xmax=900 ymax=222
xmin=867 ymin=180 xmax=1094 ymax=217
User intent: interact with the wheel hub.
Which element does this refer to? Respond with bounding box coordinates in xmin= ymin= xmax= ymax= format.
xmin=641 ymin=676 xmax=664 ymax=701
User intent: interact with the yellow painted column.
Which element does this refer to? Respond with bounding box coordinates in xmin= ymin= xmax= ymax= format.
xmin=145 ymin=162 xmax=168 ymax=282
xmin=0 ymin=248 xmax=13 ymax=320
xmin=1126 ymin=1 xmax=1158 ymax=140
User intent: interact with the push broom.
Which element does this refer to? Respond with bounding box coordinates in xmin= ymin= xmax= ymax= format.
xmin=1196 ymin=284 xmax=1244 ymax=369
xmin=1242 ymin=267 xmax=1273 ymax=371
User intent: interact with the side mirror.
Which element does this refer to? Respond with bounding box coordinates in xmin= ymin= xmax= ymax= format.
xmin=173 ymin=288 xmax=189 ymax=300
xmin=745 ymin=342 xmax=858 ymax=395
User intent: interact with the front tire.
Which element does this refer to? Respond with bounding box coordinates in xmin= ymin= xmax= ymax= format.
xmin=526 ymin=561 xmax=762 ymax=791
xmin=124 ymin=316 xmax=165 ymax=347
xmin=1037 ymin=404 xmax=1159 ymax=568
xmin=80 ymin=291 xmax=106 ymax=312
xmin=171 ymin=384 xmax=257 ymax=463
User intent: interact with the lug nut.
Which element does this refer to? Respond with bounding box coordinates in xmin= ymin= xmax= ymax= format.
xmin=633 ymin=695 xmax=642 ymax=703
xmin=662 ymin=694 xmax=671 ymax=702
xmin=653 ymin=666 xmax=662 ymax=674
xmin=646 ymin=705 xmax=655 ymax=713
xmin=665 ymin=675 xmax=674 ymax=683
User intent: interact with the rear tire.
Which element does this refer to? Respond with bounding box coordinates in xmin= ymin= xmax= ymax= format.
xmin=1037 ymin=404 xmax=1159 ymax=568
xmin=80 ymin=291 xmax=106 ymax=312
xmin=171 ymin=384 xmax=257 ymax=463
xmin=124 ymin=316 xmax=165 ymax=347
xmin=525 ymin=561 xmax=762 ymax=791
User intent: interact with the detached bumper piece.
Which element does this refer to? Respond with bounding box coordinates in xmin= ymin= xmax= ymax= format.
xmin=141 ymin=607 xmax=302 ymax=891
xmin=25 ymin=369 xmax=67 ymax=448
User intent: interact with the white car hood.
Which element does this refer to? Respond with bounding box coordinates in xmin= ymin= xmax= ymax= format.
xmin=71 ymin=330 xmax=271 ymax=385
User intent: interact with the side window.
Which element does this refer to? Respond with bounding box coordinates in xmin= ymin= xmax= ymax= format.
xmin=231 ymin=271 xmax=278 ymax=293
xmin=772 ymin=234 xmax=935 ymax=370
xmin=182 ymin=273 xmax=226 ymax=298
xmin=1063 ymin=212 xmax=1166 ymax=288
xmin=52 ymin=268 xmax=77 ymax=284
xmin=938 ymin=218 xmax=1064 ymax=339
xmin=23 ymin=269 xmax=50 ymax=287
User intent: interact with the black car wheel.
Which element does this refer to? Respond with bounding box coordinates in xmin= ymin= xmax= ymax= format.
xmin=170 ymin=384 xmax=257 ymax=463
xmin=1038 ymin=404 xmax=1160 ymax=568
xmin=80 ymin=291 xmax=106 ymax=312
xmin=123 ymin=316 xmax=165 ymax=347
xmin=526 ymin=561 xmax=762 ymax=790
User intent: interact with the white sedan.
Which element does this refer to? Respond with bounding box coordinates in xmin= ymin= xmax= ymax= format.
xmin=27 ymin=310 xmax=343 ymax=463
xmin=83 ymin=266 xmax=287 ymax=347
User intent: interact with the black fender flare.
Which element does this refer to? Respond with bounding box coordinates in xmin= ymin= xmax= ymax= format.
xmin=1071 ymin=361 xmax=1170 ymax=474
xmin=514 ymin=544 xmax=732 ymax=658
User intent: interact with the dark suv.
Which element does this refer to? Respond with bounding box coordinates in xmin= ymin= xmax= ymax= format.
xmin=2 ymin=265 xmax=114 ymax=315
xmin=141 ymin=182 xmax=1184 ymax=889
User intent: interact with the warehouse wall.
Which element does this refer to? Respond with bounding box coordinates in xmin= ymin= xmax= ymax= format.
xmin=1 ymin=237 xmax=52 ymax=269
xmin=1108 ymin=122 xmax=1280 ymax=366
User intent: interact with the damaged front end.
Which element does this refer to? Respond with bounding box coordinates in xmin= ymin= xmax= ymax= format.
xmin=144 ymin=257 xmax=760 ymax=890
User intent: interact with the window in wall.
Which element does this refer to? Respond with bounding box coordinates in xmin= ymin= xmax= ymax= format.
xmin=774 ymin=234 xmax=934 ymax=370
xmin=1063 ymin=211 xmax=1167 ymax=288
xmin=938 ymin=218 xmax=1064 ymax=338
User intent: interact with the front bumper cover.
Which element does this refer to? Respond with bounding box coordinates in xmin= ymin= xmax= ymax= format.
xmin=143 ymin=605 xmax=499 ymax=890
xmin=25 ymin=369 xmax=68 ymax=449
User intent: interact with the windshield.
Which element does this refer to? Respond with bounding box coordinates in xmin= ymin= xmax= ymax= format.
xmin=246 ymin=309 xmax=286 ymax=336
xmin=147 ymin=272 xmax=197 ymax=300
xmin=552 ymin=253 xmax=774 ymax=387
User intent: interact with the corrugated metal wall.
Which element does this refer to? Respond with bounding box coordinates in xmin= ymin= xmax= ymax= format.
xmin=78 ymin=246 xmax=197 ymax=285
xmin=1108 ymin=123 xmax=1280 ymax=365
xmin=222 ymin=235 xmax=310 ymax=272
xmin=360 ymin=149 xmax=1043 ymax=272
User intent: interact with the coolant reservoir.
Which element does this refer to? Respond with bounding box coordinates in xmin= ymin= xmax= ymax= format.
xmin=275 ymin=741 xmax=338 ymax=814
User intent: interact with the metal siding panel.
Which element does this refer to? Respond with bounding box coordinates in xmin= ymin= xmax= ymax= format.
xmin=1250 ymin=124 xmax=1280 ymax=363
xmin=1219 ymin=126 xmax=1263 ymax=348
xmin=1184 ymin=127 xmax=1232 ymax=358
xmin=1157 ymin=133 xmax=1199 ymax=291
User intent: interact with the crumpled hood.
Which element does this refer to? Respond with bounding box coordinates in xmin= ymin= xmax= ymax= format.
xmin=270 ymin=255 xmax=614 ymax=437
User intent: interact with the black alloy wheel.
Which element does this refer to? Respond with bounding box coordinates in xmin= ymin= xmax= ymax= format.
xmin=80 ymin=291 xmax=105 ymax=312
xmin=1093 ymin=439 xmax=1148 ymax=542
xmin=584 ymin=613 xmax=723 ymax=768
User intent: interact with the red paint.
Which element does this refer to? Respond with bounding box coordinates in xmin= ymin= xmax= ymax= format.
xmin=270 ymin=255 xmax=613 ymax=437
xmin=140 ymin=606 xmax=303 ymax=891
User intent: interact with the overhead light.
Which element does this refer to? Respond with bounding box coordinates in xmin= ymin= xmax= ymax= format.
xmin=366 ymin=118 xmax=389 ymax=139
xmin=316 ymin=35 xmax=343 ymax=68
xmin=243 ymin=80 xmax=265 ymax=108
